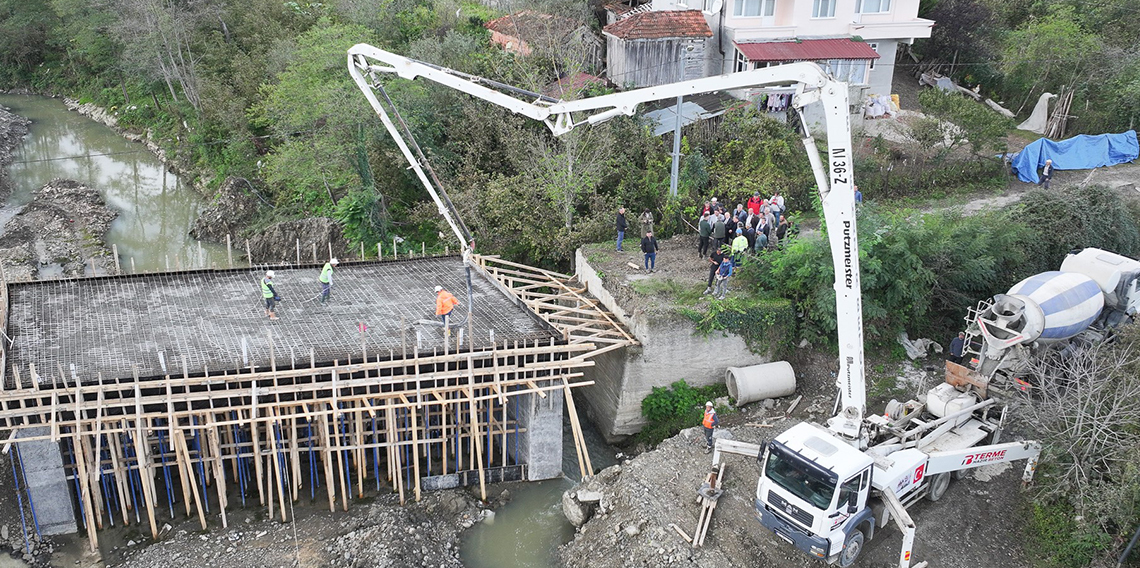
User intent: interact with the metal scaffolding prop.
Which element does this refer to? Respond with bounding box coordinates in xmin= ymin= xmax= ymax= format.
xmin=0 ymin=238 xmax=637 ymax=552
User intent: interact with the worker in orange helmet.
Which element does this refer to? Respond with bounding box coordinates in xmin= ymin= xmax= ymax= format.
xmin=702 ymin=401 xmax=719 ymax=454
xmin=435 ymin=285 xmax=460 ymax=328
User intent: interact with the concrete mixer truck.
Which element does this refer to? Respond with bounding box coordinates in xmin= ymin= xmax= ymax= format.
xmin=948 ymin=248 xmax=1140 ymax=396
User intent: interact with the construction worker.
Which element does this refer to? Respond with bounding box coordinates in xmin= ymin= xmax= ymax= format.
xmin=731 ymin=228 xmax=748 ymax=266
xmin=435 ymin=285 xmax=460 ymax=327
xmin=261 ymin=270 xmax=281 ymax=320
xmin=702 ymin=401 xmax=719 ymax=453
xmin=319 ymin=258 xmax=339 ymax=305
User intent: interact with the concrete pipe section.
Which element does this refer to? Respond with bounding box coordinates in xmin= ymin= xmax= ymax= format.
xmin=725 ymin=362 xmax=796 ymax=406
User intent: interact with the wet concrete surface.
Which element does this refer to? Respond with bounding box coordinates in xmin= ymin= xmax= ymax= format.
xmin=7 ymin=257 xmax=557 ymax=384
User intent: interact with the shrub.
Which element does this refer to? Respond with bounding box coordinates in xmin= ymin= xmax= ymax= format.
xmin=638 ymin=380 xmax=729 ymax=446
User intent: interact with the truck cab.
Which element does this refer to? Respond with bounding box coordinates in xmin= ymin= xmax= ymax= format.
xmin=755 ymin=422 xmax=876 ymax=566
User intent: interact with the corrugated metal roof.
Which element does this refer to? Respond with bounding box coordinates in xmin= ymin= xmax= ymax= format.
xmin=603 ymin=10 xmax=713 ymax=40
xmin=735 ymin=38 xmax=881 ymax=62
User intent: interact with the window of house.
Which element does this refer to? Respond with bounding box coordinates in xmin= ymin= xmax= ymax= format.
xmin=868 ymin=43 xmax=878 ymax=70
xmin=812 ymin=0 xmax=836 ymax=18
xmin=734 ymin=0 xmax=775 ymax=17
xmin=820 ymin=59 xmax=869 ymax=84
xmin=856 ymin=0 xmax=891 ymax=13
xmin=734 ymin=49 xmax=751 ymax=73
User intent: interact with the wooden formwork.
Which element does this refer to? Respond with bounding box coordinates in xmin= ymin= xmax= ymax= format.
xmin=0 ymin=337 xmax=595 ymax=552
xmin=473 ymin=254 xmax=637 ymax=357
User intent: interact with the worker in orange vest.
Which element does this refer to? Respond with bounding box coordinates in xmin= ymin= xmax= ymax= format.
xmin=435 ymin=286 xmax=460 ymax=327
xmin=702 ymin=401 xmax=719 ymax=453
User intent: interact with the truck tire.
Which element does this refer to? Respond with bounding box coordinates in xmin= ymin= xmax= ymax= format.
xmin=927 ymin=472 xmax=951 ymax=502
xmin=837 ymin=528 xmax=865 ymax=568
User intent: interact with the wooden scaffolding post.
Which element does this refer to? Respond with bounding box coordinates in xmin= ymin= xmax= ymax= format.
xmin=249 ymin=386 xmax=265 ymax=506
xmin=134 ymin=380 xmax=158 ymax=540
xmin=205 ymin=413 xmax=229 ymax=528
xmin=466 ymin=358 xmax=486 ymax=501
xmin=72 ymin=428 xmax=99 ymax=552
xmin=268 ymin=406 xmax=288 ymax=522
xmin=564 ymin=377 xmax=593 ymax=479
xmin=317 ymin=409 xmax=336 ymax=512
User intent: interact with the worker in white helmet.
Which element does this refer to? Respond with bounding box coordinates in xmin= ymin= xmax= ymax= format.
xmin=702 ymin=401 xmax=719 ymax=453
xmin=319 ymin=258 xmax=339 ymax=305
xmin=261 ymin=270 xmax=280 ymax=320
xmin=435 ymin=285 xmax=460 ymax=327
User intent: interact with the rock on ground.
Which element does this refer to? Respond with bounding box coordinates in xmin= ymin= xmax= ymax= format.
xmin=0 ymin=103 xmax=32 ymax=199
xmin=189 ymin=176 xmax=263 ymax=243
xmin=0 ymin=178 xmax=117 ymax=280
xmin=246 ymin=217 xmax=354 ymax=265
xmin=109 ymin=489 xmax=486 ymax=568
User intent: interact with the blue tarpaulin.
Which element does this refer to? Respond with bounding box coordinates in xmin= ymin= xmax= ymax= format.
xmin=1011 ymin=130 xmax=1139 ymax=184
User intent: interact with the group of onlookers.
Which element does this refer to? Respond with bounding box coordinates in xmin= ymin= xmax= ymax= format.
xmin=614 ymin=191 xmax=802 ymax=300
xmin=699 ymin=193 xmax=791 ymax=259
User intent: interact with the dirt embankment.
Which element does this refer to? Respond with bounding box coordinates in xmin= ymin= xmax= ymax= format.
xmin=0 ymin=179 xmax=118 ymax=280
xmin=0 ymin=104 xmax=31 ymax=199
xmin=558 ymin=361 xmax=1035 ymax=568
xmin=108 ymin=488 xmax=498 ymax=568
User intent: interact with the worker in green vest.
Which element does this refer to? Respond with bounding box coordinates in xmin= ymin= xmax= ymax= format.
xmin=261 ymin=270 xmax=280 ymax=320
xmin=319 ymin=258 xmax=339 ymax=305
xmin=731 ymin=228 xmax=749 ymax=266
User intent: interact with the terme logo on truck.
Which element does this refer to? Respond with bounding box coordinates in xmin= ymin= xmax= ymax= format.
xmin=961 ymin=450 xmax=1007 ymax=466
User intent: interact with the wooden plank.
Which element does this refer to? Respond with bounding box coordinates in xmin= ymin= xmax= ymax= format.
xmin=268 ymin=406 xmax=288 ymax=521
xmin=564 ymin=379 xmax=591 ymax=479
xmin=317 ymin=409 xmax=336 ymax=512
xmin=205 ymin=413 xmax=228 ymax=528
xmin=467 ymin=360 xmax=486 ymax=501
xmin=174 ymin=429 xmax=207 ymax=529
xmin=409 ymin=402 xmax=421 ymax=502
xmin=71 ymin=429 xmax=99 ymax=551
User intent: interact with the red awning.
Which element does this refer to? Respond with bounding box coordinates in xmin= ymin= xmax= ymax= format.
xmin=735 ymin=38 xmax=881 ymax=62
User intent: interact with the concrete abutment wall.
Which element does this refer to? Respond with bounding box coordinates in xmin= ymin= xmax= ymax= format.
xmin=575 ymin=249 xmax=770 ymax=441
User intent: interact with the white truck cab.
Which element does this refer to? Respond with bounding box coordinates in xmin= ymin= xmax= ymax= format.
xmin=756 ymin=423 xmax=875 ymax=564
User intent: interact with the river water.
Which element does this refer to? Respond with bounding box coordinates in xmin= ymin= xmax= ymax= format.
xmin=460 ymin=410 xmax=619 ymax=568
xmin=0 ymin=94 xmax=221 ymax=273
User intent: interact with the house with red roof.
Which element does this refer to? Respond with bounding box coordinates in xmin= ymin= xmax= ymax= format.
xmin=602 ymin=0 xmax=933 ymax=104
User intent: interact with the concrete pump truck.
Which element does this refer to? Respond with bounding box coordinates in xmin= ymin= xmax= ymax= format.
xmin=346 ymin=44 xmax=1041 ymax=568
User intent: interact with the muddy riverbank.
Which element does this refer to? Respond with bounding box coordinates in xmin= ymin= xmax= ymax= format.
xmin=0 ymin=105 xmax=30 ymax=199
xmin=0 ymin=178 xmax=117 ymax=280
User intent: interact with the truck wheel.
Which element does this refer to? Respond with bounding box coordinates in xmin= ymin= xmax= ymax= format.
xmin=927 ymin=472 xmax=951 ymax=502
xmin=837 ymin=529 xmax=865 ymax=568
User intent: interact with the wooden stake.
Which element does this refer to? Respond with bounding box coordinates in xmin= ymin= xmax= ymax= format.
xmin=226 ymin=234 xmax=233 ymax=267
xmin=112 ymin=244 xmax=121 ymax=274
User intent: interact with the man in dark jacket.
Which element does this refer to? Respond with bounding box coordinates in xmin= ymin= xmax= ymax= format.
xmin=698 ymin=213 xmax=712 ymax=258
xmin=711 ymin=215 xmax=726 ymax=252
xmin=704 ymin=247 xmax=726 ymax=295
xmin=641 ymin=231 xmax=659 ymax=272
xmin=949 ymin=332 xmax=966 ymax=364
xmin=616 ymin=207 xmax=627 ymax=251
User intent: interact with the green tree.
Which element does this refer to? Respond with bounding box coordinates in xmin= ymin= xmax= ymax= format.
xmin=916 ymin=89 xmax=1013 ymax=156
xmin=1000 ymin=6 xmax=1102 ymax=115
xmin=250 ymin=20 xmax=387 ymax=227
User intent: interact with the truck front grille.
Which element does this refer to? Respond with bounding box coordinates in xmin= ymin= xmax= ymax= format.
xmin=767 ymin=492 xmax=814 ymax=528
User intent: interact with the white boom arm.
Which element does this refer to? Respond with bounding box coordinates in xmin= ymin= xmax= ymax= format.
xmin=925 ymin=440 xmax=1041 ymax=483
xmin=347 ymin=45 xmax=865 ymax=435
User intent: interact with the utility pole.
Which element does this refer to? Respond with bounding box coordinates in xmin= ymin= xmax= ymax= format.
xmin=669 ymin=93 xmax=683 ymax=197
xmin=669 ymin=49 xmax=686 ymax=197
